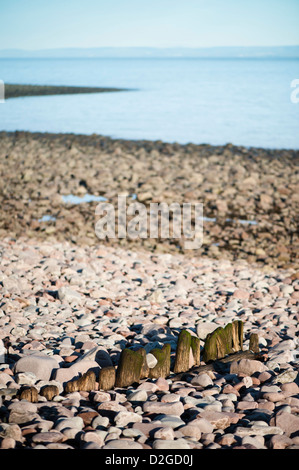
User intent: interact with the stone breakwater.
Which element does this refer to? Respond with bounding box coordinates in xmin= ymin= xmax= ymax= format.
xmin=0 ymin=131 xmax=298 ymax=269
xmin=0 ymin=238 xmax=298 ymax=449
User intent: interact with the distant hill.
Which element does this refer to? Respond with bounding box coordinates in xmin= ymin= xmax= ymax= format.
xmin=0 ymin=46 xmax=299 ymax=59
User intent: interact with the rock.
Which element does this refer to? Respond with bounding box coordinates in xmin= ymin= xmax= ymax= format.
xmin=155 ymin=377 xmax=169 ymax=392
xmin=14 ymin=353 xmax=59 ymax=381
xmin=272 ymin=370 xmax=298 ymax=384
xmin=114 ymin=411 xmax=142 ymax=426
xmin=0 ymin=423 xmax=23 ymax=443
xmin=31 ymin=431 xmax=64 ymax=444
xmin=196 ymin=322 xmax=217 ymax=340
xmin=230 ymin=359 xmax=267 ymax=376
xmin=269 ymin=434 xmax=293 ymax=449
xmin=153 ymin=438 xmax=190 ymax=449
xmin=157 ymin=415 xmax=185 ymax=428
xmin=188 ymin=418 xmax=215 ymax=433
xmin=143 ymin=401 xmax=184 ymax=416
xmin=191 ymin=373 xmax=213 ymax=388
xmin=54 ymin=417 xmax=84 ymax=432
xmin=0 ymin=339 xmax=6 ymax=363
xmin=274 ymin=412 xmax=299 ymax=437
xmin=146 ymin=353 xmax=158 ymax=369
xmin=127 ymin=389 xmax=148 ymax=402
xmin=198 ymin=411 xmax=243 ymax=429
xmin=103 ymin=439 xmax=143 ymax=449
xmin=235 ymin=425 xmax=283 ymax=437
xmin=57 ymin=287 xmax=82 ymax=304
xmin=153 ymin=426 xmax=175 ymax=440
xmin=178 ymin=424 xmax=201 ymax=440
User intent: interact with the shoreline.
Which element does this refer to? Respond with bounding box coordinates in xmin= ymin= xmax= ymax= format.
xmin=3 ymin=84 xmax=130 ymax=99
xmin=0 ymin=130 xmax=298 ymax=270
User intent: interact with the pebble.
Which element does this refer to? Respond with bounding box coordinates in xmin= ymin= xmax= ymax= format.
xmin=0 ymin=237 xmax=298 ymax=450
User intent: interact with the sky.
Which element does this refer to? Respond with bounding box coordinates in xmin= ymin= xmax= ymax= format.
xmin=0 ymin=0 xmax=299 ymax=50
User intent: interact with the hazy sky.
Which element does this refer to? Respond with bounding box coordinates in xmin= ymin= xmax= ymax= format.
xmin=1 ymin=0 xmax=299 ymax=49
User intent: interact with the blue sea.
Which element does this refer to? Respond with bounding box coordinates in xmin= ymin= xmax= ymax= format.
xmin=0 ymin=57 xmax=298 ymax=149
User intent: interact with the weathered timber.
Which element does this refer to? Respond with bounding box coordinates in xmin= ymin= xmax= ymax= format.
xmin=64 ymin=369 xmax=96 ymax=393
xmin=249 ymin=333 xmax=260 ymax=353
xmin=202 ymin=321 xmax=244 ymax=363
xmin=137 ymin=347 xmax=150 ymax=379
xmin=39 ymin=385 xmax=59 ymax=400
xmin=98 ymin=366 xmax=116 ymax=391
xmin=115 ymin=349 xmax=144 ymax=387
xmin=191 ymin=336 xmax=201 ymax=366
xmin=148 ymin=344 xmax=171 ymax=379
xmin=173 ymin=330 xmax=192 ymax=373
xmin=18 ymin=386 xmax=38 ymax=402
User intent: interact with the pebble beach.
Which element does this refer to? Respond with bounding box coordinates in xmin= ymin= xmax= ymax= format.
xmin=0 ymin=130 xmax=298 ymax=450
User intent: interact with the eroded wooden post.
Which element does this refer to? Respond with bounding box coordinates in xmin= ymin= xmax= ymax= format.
xmin=174 ymin=330 xmax=192 ymax=373
xmin=40 ymin=385 xmax=59 ymax=401
xmin=137 ymin=347 xmax=149 ymax=379
xmin=98 ymin=366 xmax=116 ymax=391
xmin=115 ymin=349 xmax=144 ymax=387
xmin=249 ymin=333 xmax=259 ymax=353
xmin=202 ymin=321 xmax=244 ymax=363
xmin=148 ymin=344 xmax=171 ymax=379
xmin=191 ymin=336 xmax=201 ymax=365
xmin=64 ymin=369 xmax=96 ymax=393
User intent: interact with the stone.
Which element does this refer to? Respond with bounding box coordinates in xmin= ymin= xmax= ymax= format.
xmin=230 ymin=359 xmax=267 ymax=376
xmin=198 ymin=411 xmax=243 ymax=429
xmin=146 ymin=353 xmax=158 ymax=369
xmin=127 ymin=389 xmax=148 ymax=402
xmin=14 ymin=353 xmax=59 ymax=381
xmin=57 ymin=287 xmax=82 ymax=304
xmin=31 ymin=431 xmax=64 ymax=443
xmin=274 ymin=412 xmax=299 ymax=437
xmin=153 ymin=426 xmax=175 ymax=440
xmin=143 ymin=401 xmax=184 ymax=416
xmin=179 ymin=424 xmax=201 ymax=440
xmin=153 ymin=438 xmax=190 ymax=449
xmin=114 ymin=411 xmax=142 ymax=426
xmin=55 ymin=417 xmax=84 ymax=432
xmin=191 ymin=373 xmax=213 ymax=388
xmin=269 ymin=434 xmax=293 ymax=449
xmin=103 ymin=439 xmax=143 ymax=449
xmin=188 ymin=418 xmax=214 ymax=433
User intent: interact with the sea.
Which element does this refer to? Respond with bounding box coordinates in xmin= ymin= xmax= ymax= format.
xmin=0 ymin=57 xmax=299 ymax=149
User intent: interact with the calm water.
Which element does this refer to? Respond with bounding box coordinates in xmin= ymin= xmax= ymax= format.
xmin=0 ymin=58 xmax=298 ymax=149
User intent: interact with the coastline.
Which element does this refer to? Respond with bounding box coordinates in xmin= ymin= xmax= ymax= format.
xmin=0 ymin=130 xmax=298 ymax=270
xmin=3 ymin=83 xmax=130 ymax=99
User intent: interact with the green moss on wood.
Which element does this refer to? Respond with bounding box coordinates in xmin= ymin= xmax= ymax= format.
xmin=149 ymin=343 xmax=171 ymax=379
xmin=191 ymin=336 xmax=201 ymax=365
xmin=115 ymin=348 xmax=144 ymax=387
xmin=174 ymin=329 xmax=192 ymax=373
